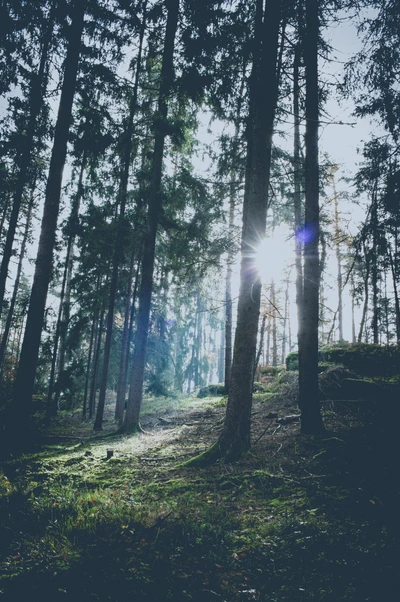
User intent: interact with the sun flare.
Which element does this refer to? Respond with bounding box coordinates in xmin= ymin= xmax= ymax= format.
xmin=254 ymin=227 xmax=292 ymax=284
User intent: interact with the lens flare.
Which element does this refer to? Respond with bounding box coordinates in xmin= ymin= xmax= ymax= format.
xmin=296 ymin=224 xmax=317 ymax=245
xmin=254 ymin=228 xmax=291 ymax=284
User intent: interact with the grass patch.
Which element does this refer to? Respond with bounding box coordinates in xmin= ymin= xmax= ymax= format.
xmin=1 ymin=385 xmax=400 ymax=601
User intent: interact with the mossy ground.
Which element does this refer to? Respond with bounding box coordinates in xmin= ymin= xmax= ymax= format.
xmin=1 ymin=376 xmax=400 ymax=601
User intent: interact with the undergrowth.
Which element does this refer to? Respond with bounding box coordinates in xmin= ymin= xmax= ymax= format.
xmin=1 ymin=377 xmax=400 ymax=601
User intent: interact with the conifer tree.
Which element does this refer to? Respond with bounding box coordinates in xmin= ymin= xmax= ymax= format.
xmin=123 ymin=0 xmax=180 ymax=434
xmin=186 ymin=0 xmax=283 ymax=463
xmin=7 ymin=0 xmax=86 ymax=447
xmin=0 ymin=0 xmax=56 ymax=319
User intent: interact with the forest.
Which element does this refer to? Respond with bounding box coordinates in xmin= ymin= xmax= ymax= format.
xmin=1 ymin=0 xmax=400 ymax=600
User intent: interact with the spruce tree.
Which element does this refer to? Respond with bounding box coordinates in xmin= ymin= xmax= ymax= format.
xmin=7 ymin=0 xmax=86 ymax=447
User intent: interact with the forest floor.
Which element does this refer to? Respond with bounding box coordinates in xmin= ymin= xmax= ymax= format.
xmin=1 ymin=370 xmax=400 ymax=601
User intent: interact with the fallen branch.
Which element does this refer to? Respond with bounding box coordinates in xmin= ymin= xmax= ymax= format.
xmin=271 ymin=424 xmax=282 ymax=436
xmin=253 ymin=420 xmax=275 ymax=445
xmin=140 ymin=451 xmax=206 ymax=462
xmin=271 ymin=443 xmax=283 ymax=458
xmin=277 ymin=414 xmax=301 ymax=424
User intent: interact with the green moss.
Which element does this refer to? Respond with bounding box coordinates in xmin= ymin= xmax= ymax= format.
xmin=1 ymin=387 xmax=399 ymax=602
xmin=287 ymin=343 xmax=400 ymax=378
xmin=286 ymin=351 xmax=299 ymax=371
xmin=197 ymin=384 xmax=226 ymax=398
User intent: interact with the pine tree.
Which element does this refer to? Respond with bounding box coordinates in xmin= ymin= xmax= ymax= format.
xmin=0 ymin=1 xmax=56 ymax=319
xmin=186 ymin=0 xmax=283 ymax=464
xmin=7 ymin=0 xmax=86 ymax=448
xmin=123 ymin=0 xmax=180 ymax=434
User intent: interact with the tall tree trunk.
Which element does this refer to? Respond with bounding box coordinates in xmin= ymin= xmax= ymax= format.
xmin=224 ymin=182 xmax=235 ymax=392
xmin=0 ymin=193 xmax=11 ymax=242
xmin=266 ymin=313 xmax=271 ymax=365
xmin=53 ymin=150 xmax=87 ymax=411
xmin=173 ymin=292 xmax=184 ymax=392
xmin=48 ymin=151 xmax=87 ymax=415
xmin=358 ymin=241 xmax=370 ymax=343
xmin=384 ymin=270 xmax=390 ymax=344
xmin=319 ymin=230 xmax=327 ymax=344
xmin=0 ymin=3 xmax=55 ymax=319
xmin=89 ymin=297 xmax=106 ymax=419
xmin=123 ymin=0 xmax=179 ymax=434
xmin=7 ymin=0 xmax=85 ymax=447
xmin=282 ymin=277 xmax=289 ymax=363
xmin=186 ymin=0 xmax=282 ymax=465
xmin=254 ymin=312 xmax=267 ymax=380
xmin=350 ymin=275 xmax=356 ymax=344
xmin=288 ymin=293 xmax=292 ymax=351
xmin=218 ymin=321 xmax=225 ymax=383
xmin=15 ymin=315 xmax=25 ymax=368
xmin=293 ymin=41 xmax=304 ymax=372
xmin=186 ymin=320 xmax=196 ymax=395
xmin=388 ymin=243 xmax=400 ymax=341
xmin=94 ymin=1 xmax=147 ymax=431
xmin=82 ymin=308 xmax=98 ymax=420
xmin=371 ymin=194 xmax=379 ymax=344
xmin=298 ymin=0 xmax=324 ymax=435
xmin=271 ymin=278 xmax=278 ymax=367
xmin=332 ymin=176 xmax=343 ymax=341
xmin=0 ymin=182 xmax=35 ymax=367
xmin=115 ymin=250 xmax=136 ymax=423
xmin=124 ymin=260 xmax=141 ymax=385
xmin=194 ymin=291 xmax=202 ymax=389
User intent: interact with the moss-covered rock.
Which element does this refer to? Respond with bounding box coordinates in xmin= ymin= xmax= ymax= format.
xmin=286 ymin=343 xmax=400 ymax=378
xmin=341 ymin=378 xmax=381 ymax=400
xmin=197 ymin=384 xmax=226 ymax=398
xmin=286 ymin=352 xmax=299 ymax=371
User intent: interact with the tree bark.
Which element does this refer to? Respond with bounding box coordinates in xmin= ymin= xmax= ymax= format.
xmin=266 ymin=313 xmax=271 ymax=365
xmin=254 ymin=312 xmax=267 ymax=380
xmin=115 ymin=250 xmax=136 ymax=423
xmin=298 ymin=0 xmax=324 ymax=435
xmin=371 ymin=194 xmax=379 ymax=344
xmin=82 ymin=307 xmax=98 ymax=419
xmin=319 ymin=230 xmax=327 ymax=343
xmin=350 ymin=275 xmax=356 ymax=344
xmin=282 ymin=276 xmax=289 ymax=363
xmin=358 ymin=240 xmax=370 ymax=343
xmin=293 ymin=40 xmax=304 ymax=375
xmin=123 ymin=0 xmax=179 ymax=434
xmin=271 ymin=278 xmax=278 ymax=367
xmin=224 ymin=183 xmax=235 ymax=392
xmin=194 ymin=290 xmax=202 ymax=389
xmin=0 ymin=193 xmax=11 ymax=242
xmin=218 ymin=321 xmax=225 ymax=383
xmin=388 ymin=243 xmax=400 ymax=341
xmin=7 ymin=0 xmax=86 ymax=447
xmin=332 ymin=176 xmax=343 ymax=341
xmin=89 ymin=297 xmax=106 ymax=419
